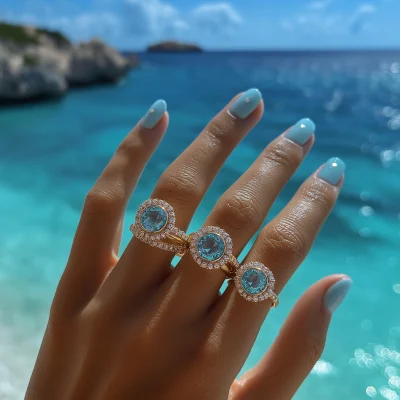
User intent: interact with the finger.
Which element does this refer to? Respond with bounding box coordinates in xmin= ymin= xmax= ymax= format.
xmin=173 ymin=118 xmax=316 ymax=312
xmin=56 ymin=100 xmax=168 ymax=313
xmin=106 ymin=89 xmax=264 ymax=303
xmin=212 ymin=157 xmax=345 ymax=371
xmin=230 ymin=275 xmax=352 ymax=400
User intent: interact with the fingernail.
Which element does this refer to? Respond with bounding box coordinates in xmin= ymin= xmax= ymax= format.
xmin=229 ymin=88 xmax=262 ymax=119
xmin=324 ymin=278 xmax=352 ymax=314
xmin=285 ymin=118 xmax=315 ymax=145
xmin=141 ymin=99 xmax=167 ymax=129
xmin=318 ymin=157 xmax=345 ymax=185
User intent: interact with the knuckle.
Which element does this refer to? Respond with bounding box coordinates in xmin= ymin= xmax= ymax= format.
xmin=217 ymin=194 xmax=262 ymax=232
xmin=304 ymin=332 xmax=326 ymax=369
xmin=156 ymin=170 xmax=202 ymax=210
xmin=261 ymin=219 xmax=310 ymax=266
xmin=263 ymin=141 xmax=303 ymax=172
xmin=83 ymin=187 xmax=123 ymax=217
xmin=80 ymin=300 xmax=113 ymax=335
xmin=116 ymin=135 xmax=141 ymax=158
xmin=302 ymin=181 xmax=336 ymax=214
xmin=229 ymin=381 xmax=247 ymax=400
xmin=205 ymin=117 xmax=234 ymax=143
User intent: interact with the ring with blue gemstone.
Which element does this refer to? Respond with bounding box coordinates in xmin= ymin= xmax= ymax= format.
xmin=130 ymin=199 xmax=189 ymax=256
xmin=234 ymin=262 xmax=278 ymax=306
xmin=189 ymin=226 xmax=239 ymax=275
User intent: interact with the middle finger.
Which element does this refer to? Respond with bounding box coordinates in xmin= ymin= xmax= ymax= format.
xmin=171 ymin=118 xmax=316 ymax=313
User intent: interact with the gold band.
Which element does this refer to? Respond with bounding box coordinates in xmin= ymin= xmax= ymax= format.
xmin=131 ymin=199 xmax=189 ymax=256
xmin=131 ymin=224 xmax=189 ymax=256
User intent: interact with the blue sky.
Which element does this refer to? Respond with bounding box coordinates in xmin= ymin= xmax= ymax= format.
xmin=1 ymin=0 xmax=400 ymax=49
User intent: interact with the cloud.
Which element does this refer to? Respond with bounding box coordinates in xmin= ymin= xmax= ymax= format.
xmin=2 ymin=0 xmax=244 ymax=45
xmin=282 ymin=2 xmax=377 ymax=36
xmin=47 ymin=13 xmax=121 ymax=40
xmin=307 ymin=0 xmax=332 ymax=10
xmin=357 ymin=4 xmax=376 ymax=13
xmin=281 ymin=20 xmax=293 ymax=31
xmin=349 ymin=4 xmax=376 ymax=34
xmin=281 ymin=13 xmax=340 ymax=34
xmin=192 ymin=3 xmax=242 ymax=35
xmin=123 ymin=0 xmax=184 ymax=36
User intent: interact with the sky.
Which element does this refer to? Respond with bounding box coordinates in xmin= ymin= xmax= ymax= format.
xmin=1 ymin=0 xmax=400 ymax=50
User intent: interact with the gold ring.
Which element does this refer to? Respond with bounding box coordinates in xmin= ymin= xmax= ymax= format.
xmin=188 ymin=226 xmax=239 ymax=277
xmin=130 ymin=199 xmax=189 ymax=256
xmin=234 ymin=261 xmax=279 ymax=307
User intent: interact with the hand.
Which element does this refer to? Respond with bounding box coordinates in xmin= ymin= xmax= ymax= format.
xmin=26 ymin=90 xmax=351 ymax=400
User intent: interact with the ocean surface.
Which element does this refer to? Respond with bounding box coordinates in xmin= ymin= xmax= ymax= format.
xmin=0 ymin=51 xmax=400 ymax=399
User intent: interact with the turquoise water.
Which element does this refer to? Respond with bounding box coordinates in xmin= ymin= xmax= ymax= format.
xmin=0 ymin=51 xmax=400 ymax=399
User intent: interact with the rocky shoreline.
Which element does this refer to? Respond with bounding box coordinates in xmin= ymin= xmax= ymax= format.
xmin=0 ymin=23 xmax=138 ymax=104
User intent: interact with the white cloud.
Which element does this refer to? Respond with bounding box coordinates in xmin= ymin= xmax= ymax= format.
xmin=2 ymin=0 xmax=244 ymax=44
xmin=48 ymin=13 xmax=121 ymax=40
xmin=307 ymin=0 xmax=332 ymax=10
xmin=282 ymin=12 xmax=341 ymax=34
xmin=283 ymin=2 xmax=377 ymax=36
xmin=349 ymin=4 xmax=376 ymax=34
xmin=281 ymin=19 xmax=293 ymax=31
xmin=123 ymin=0 xmax=185 ymax=36
xmin=192 ymin=3 xmax=242 ymax=35
xmin=357 ymin=4 xmax=376 ymax=13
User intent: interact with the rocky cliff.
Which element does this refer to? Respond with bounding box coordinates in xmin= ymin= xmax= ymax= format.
xmin=0 ymin=23 xmax=138 ymax=104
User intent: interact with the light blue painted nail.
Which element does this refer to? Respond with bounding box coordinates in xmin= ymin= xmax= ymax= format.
xmin=324 ymin=278 xmax=352 ymax=313
xmin=285 ymin=118 xmax=315 ymax=145
xmin=318 ymin=157 xmax=345 ymax=186
xmin=141 ymin=99 xmax=167 ymax=129
xmin=229 ymin=88 xmax=262 ymax=119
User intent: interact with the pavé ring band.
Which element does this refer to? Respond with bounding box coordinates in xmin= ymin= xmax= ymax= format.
xmin=188 ymin=226 xmax=240 ymax=277
xmin=234 ymin=262 xmax=279 ymax=307
xmin=130 ymin=199 xmax=189 ymax=257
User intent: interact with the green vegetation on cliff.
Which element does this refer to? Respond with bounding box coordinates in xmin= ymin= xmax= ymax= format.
xmin=0 ymin=22 xmax=70 ymax=47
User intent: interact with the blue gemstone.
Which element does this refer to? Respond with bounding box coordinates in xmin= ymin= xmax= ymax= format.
xmin=141 ymin=206 xmax=168 ymax=232
xmin=241 ymin=268 xmax=268 ymax=295
xmin=197 ymin=233 xmax=225 ymax=262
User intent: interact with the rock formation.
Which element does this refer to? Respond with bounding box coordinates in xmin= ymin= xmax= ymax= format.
xmin=0 ymin=23 xmax=137 ymax=104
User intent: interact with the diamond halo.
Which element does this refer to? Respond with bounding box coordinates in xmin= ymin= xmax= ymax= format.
xmin=234 ymin=262 xmax=276 ymax=303
xmin=189 ymin=226 xmax=233 ymax=270
xmin=130 ymin=199 xmax=189 ymax=255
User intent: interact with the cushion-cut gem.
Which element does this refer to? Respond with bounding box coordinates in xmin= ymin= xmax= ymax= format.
xmin=141 ymin=206 xmax=168 ymax=232
xmin=197 ymin=233 xmax=225 ymax=262
xmin=241 ymin=268 xmax=268 ymax=295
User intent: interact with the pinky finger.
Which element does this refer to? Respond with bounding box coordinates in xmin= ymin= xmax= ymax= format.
xmin=230 ymin=275 xmax=352 ymax=400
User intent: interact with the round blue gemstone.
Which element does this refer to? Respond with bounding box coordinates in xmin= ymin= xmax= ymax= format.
xmin=241 ymin=268 xmax=268 ymax=295
xmin=197 ymin=233 xmax=225 ymax=262
xmin=141 ymin=206 xmax=168 ymax=232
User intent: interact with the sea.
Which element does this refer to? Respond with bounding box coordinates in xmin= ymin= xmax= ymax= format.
xmin=0 ymin=51 xmax=399 ymax=399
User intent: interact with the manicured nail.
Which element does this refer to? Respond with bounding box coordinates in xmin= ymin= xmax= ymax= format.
xmin=285 ymin=118 xmax=315 ymax=145
xmin=141 ymin=99 xmax=167 ymax=129
xmin=324 ymin=278 xmax=352 ymax=314
xmin=318 ymin=157 xmax=345 ymax=185
xmin=229 ymin=88 xmax=262 ymax=119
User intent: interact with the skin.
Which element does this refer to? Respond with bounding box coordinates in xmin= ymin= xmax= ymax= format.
xmin=26 ymin=93 xmax=346 ymax=400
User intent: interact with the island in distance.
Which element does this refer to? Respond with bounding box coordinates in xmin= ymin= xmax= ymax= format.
xmin=147 ymin=41 xmax=203 ymax=53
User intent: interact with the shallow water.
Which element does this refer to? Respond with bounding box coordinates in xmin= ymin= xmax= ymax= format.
xmin=0 ymin=51 xmax=400 ymax=399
